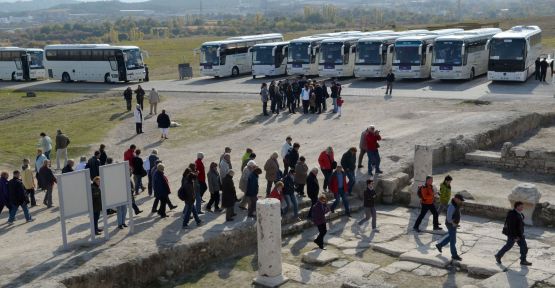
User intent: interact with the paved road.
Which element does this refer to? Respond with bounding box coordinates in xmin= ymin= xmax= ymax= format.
xmin=0 ymin=74 xmax=553 ymax=101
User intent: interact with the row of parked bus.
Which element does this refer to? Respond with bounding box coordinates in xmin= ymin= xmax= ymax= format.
xmin=0 ymin=44 xmax=146 ymax=82
xmin=199 ymin=25 xmax=544 ymax=82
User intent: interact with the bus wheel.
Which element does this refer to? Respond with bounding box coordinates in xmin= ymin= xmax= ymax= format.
xmin=62 ymin=72 xmax=71 ymax=83
xmin=11 ymin=72 xmax=16 ymax=81
xmin=104 ymin=73 xmax=112 ymax=84
xmin=252 ymin=75 xmax=256 ymax=79
xmin=232 ymin=66 xmax=239 ymax=77
xmin=469 ymin=68 xmax=475 ymax=80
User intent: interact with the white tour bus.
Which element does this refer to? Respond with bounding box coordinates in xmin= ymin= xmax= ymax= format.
xmin=354 ymin=30 xmax=429 ymax=78
xmin=251 ymin=41 xmax=289 ymax=78
xmin=44 ymin=44 xmax=146 ymax=83
xmin=487 ymin=26 xmax=542 ymax=82
xmin=431 ymin=28 xmax=502 ymax=80
xmin=393 ymin=29 xmax=464 ymax=79
xmin=199 ymin=33 xmax=283 ymax=78
xmin=0 ymin=47 xmax=46 ymax=81
xmin=287 ymin=32 xmax=363 ymax=76
xmin=318 ymin=30 xmax=393 ymax=78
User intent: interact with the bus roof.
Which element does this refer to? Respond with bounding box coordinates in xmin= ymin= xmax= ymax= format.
xmin=357 ymin=30 xmax=431 ymax=42
xmin=425 ymin=28 xmax=465 ymax=35
xmin=321 ymin=36 xmax=364 ymax=43
xmin=289 ymin=36 xmax=331 ymax=43
xmin=44 ymin=44 xmax=140 ymax=50
xmin=0 ymin=47 xmax=43 ymax=51
xmin=252 ymin=41 xmax=290 ymax=47
xmin=203 ymin=33 xmax=284 ymax=46
xmin=492 ymin=26 xmax=541 ymax=39
xmin=434 ymin=28 xmax=502 ymax=41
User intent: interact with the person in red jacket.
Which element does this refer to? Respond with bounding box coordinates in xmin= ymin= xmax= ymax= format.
xmin=413 ymin=176 xmax=442 ymax=232
xmin=123 ymin=144 xmax=136 ymax=163
xmin=365 ymin=126 xmax=383 ymax=176
xmin=195 ymin=152 xmax=207 ymax=214
xmin=269 ymin=181 xmax=284 ymax=215
xmin=318 ymin=147 xmax=335 ymax=192
xmin=329 ymin=166 xmax=351 ymax=217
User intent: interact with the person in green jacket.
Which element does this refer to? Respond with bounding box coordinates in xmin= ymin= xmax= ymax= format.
xmin=438 ymin=175 xmax=452 ymax=215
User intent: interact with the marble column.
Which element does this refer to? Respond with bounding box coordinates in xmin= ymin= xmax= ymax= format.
xmin=410 ymin=145 xmax=433 ymax=207
xmin=509 ymin=183 xmax=542 ymax=226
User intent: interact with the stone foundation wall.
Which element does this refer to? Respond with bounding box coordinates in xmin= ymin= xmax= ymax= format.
xmin=465 ymin=147 xmax=555 ymax=175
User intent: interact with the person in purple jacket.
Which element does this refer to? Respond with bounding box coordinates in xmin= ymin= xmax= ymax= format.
xmin=312 ymin=194 xmax=330 ymax=249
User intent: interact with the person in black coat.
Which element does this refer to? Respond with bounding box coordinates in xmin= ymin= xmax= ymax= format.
xmin=181 ymin=170 xmax=201 ymax=228
xmin=306 ymin=168 xmax=320 ymax=218
xmin=314 ymin=83 xmax=324 ymax=114
xmin=535 ymin=57 xmax=541 ymax=81
xmin=7 ymin=171 xmax=33 ymax=223
xmin=131 ymin=149 xmax=146 ymax=194
xmin=86 ymin=151 xmax=101 ymax=180
xmin=147 ymin=151 xmax=159 ymax=196
xmin=99 ymin=144 xmax=108 ymax=166
xmin=221 ymin=170 xmax=237 ymax=221
xmin=495 ymin=201 xmax=532 ymax=266
xmin=340 ymin=147 xmax=357 ymax=194
xmin=135 ymin=85 xmax=145 ymax=110
xmin=153 ymin=164 xmax=171 ymax=218
xmin=286 ymin=143 xmax=300 ymax=172
xmin=156 ymin=110 xmax=171 ymax=140
xmin=124 ymin=87 xmax=133 ymax=111
xmin=386 ymin=70 xmax=395 ymax=95
xmin=62 ymin=159 xmax=74 ymax=174
xmin=540 ymin=58 xmax=549 ymax=82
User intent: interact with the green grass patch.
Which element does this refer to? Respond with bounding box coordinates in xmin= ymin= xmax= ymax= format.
xmin=459 ymin=100 xmax=491 ymax=106
xmin=543 ymin=37 xmax=555 ymax=50
xmin=0 ymin=90 xmax=86 ymax=115
xmin=0 ymin=96 xmax=128 ymax=167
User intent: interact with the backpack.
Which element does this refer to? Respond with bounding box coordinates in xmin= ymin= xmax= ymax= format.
xmin=177 ymin=186 xmax=186 ymax=201
xmin=417 ymin=185 xmax=424 ymax=199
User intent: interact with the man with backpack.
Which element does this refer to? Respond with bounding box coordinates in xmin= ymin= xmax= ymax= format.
xmin=413 ymin=176 xmax=442 ymax=232
xmin=495 ymin=201 xmax=532 ymax=266
xmin=435 ymin=194 xmax=465 ymax=261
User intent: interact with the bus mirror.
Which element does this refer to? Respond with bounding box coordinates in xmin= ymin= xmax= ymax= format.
xmin=216 ymin=48 xmax=221 ymax=57
xmin=272 ymin=47 xmax=276 ymax=57
xmin=461 ymin=44 xmax=465 ymax=55
xmin=341 ymin=45 xmax=345 ymax=56
xmin=418 ymin=44 xmax=423 ymax=55
xmin=485 ymin=40 xmax=490 ymax=50
xmin=379 ymin=44 xmax=383 ymax=55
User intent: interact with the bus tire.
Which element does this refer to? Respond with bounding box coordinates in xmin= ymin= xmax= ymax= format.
xmin=232 ymin=66 xmax=239 ymax=77
xmin=62 ymin=72 xmax=71 ymax=83
xmin=11 ymin=72 xmax=16 ymax=81
xmin=252 ymin=75 xmax=256 ymax=79
xmin=104 ymin=73 xmax=112 ymax=84
xmin=469 ymin=68 xmax=475 ymax=80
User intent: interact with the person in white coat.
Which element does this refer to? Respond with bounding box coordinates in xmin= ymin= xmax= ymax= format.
xmin=148 ymin=88 xmax=160 ymax=115
xmin=134 ymin=104 xmax=143 ymax=134
xmin=281 ymin=136 xmax=292 ymax=174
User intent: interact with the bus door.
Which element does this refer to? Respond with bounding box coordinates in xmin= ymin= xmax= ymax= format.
xmin=20 ymin=54 xmax=30 ymax=81
xmin=115 ymin=51 xmax=127 ymax=81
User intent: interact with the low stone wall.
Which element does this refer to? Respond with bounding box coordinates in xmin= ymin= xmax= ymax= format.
xmin=465 ymin=146 xmax=555 ymax=175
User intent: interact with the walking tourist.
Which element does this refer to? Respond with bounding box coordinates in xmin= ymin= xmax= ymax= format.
xmin=99 ymin=144 xmax=108 ymax=166
xmin=21 ymin=159 xmax=36 ymax=207
xmin=181 ymin=169 xmax=202 ymax=229
xmin=282 ymin=169 xmax=299 ymax=221
xmin=153 ymin=164 xmax=172 ymax=219
xmin=135 ymin=85 xmax=145 ymax=110
xmin=365 ymin=125 xmax=383 ymax=176
xmin=7 ymin=170 xmax=33 ymax=224
xmin=91 ymin=176 xmax=103 ymax=235
xmin=38 ymin=160 xmax=56 ymax=208
xmin=124 ymin=87 xmax=133 ymax=111
xmin=239 ymin=160 xmax=257 ymax=210
xmin=438 ymin=175 xmax=453 ymax=214
xmin=294 ymin=156 xmax=308 ymax=198
xmin=134 ymin=104 xmax=143 ymax=134
xmin=336 ymin=96 xmax=344 ymax=117
xmin=148 ymin=88 xmax=160 ymax=115
xmin=281 ymin=136 xmax=292 ymax=174
xmin=124 ymin=144 xmax=136 ymax=163
xmin=246 ymin=167 xmax=262 ymax=218
xmin=436 ymin=194 xmax=465 ymax=261
xmin=55 ymin=129 xmax=70 ymax=170
xmin=263 ymin=152 xmax=280 ymax=197
xmin=312 ymin=195 xmax=330 ymax=249
xmin=86 ymin=151 xmax=101 ymax=180
xmin=147 ymin=149 xmax=159 ymax=196
xmin=206 ymin=162 xmax=222 ymax=212
xmin=76 ymin=156 xmax=87 ymax=171
xmin=62 ymin=159 xmax=74 ymax=174
xmin=358 ymin=179 xmax=377 ymax=230
xmin=329 ymin=166 xmax=351 ymax=217
xmin=385 ymin=69 xmax=395 ymax=95
xmin=285 ymin=143 xmax=300 ymax=176
xmin=495 ymin=201 xmax=532 ymax=266
xmin=221 ymin=170 xmax=237 ymax=222
xmin=260 ymin=83 xmax=269 ymax=116
xmin=219 ymin=153 xmax=232 ymax=182
xmin=38 ymin=132 xmax=52 ymax=160
xmin=306 ymin=168 xmax=319 ymax=219
xmin=358 ymin=127 xmax=369 ymax=168
xmin=318 ymin=147 xmax=335 ymax=192
xmin=195 ymin=152 xmax=207 ymax=213
xmin=0 ymin=172 xmax=8 ymax=216
xmin=131 ymin=149 xmax=146 ymax=194
xmin=341 ymin=147 xmax=357 ymax=194
xmin=413 ymin=176 xmax=442 ymax=232
xmin=157 ymin=110 xmax=171 ymax=139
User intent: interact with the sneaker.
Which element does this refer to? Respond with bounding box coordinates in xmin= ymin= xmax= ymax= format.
xmin=118 ymin=225 xmax=124 ymax=229
xmin=495 ymin=255 xmax=502 ymax=264
xmin=196 ymin=221 xmax=202 ymax=226
xmin=520 ymin=260 xmax=532 ymax=266
xmin=26 ymin=219 xmax=35 ymax=223
xmin=452 ymin=255 xmax=462 ymax=261
xmin=372 ymin=228 xmax=380 ymax=232
xmin=376 ymin=170 xmax=384 ymax=174
xmin=433 ymin=227 xmax=443 ymax=231
xmin=358 ymin=165 xmax=364 ymax=168
xmin=436 ymin=244 xmax=442 ymax=253
xmin=182 ymin=224 xmax=189 ymax=229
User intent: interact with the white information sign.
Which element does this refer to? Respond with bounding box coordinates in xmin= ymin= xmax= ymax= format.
xmin=99 ymin=162 xmax=134 ymax=239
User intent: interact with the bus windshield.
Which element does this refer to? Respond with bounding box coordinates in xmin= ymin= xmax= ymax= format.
xmin=123 ymin=49 xmax=144 ymax=70
xmin=356 ymin=42 xmax=382 ymax=65
xmin=29 ymin=51 xmax=44 ymax=69
xmin=489 ymin=38 xmax=526 ymax=60
xmin=433 ymin=41 xmax=463 ymax=65
xmin=201 ymin=45 xmax=220 ymax=65
xmin=394 ymin=41 xmax=421 ymax=65
xmin=289 ymin=42 xmax=310 ymax=64
xmin=320 ymin=42 xmax=343 ymax=64
xmin=252 ymin=46 xmax=274 ymax=65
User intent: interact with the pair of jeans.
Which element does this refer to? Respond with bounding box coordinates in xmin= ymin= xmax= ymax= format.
xmin=45 ymin=150 xmax=51 ymax=160
xmin=413 ymin=204 xmax=440 ymax=229
xmin=367 ymin=150 xmax=381 ymax=174
xmin=332 ymin=98 xmax=338 ymax=113
xmin=117 ymin=205 xmax=127 ymax=226
xmin=296 ymin=183 xmax=305 ymax=197
xmin=262 ymin=101 xmax=268 ymax=115
xmin=206 ymin=191 xmax=220 ymax=210
xmin=56 ymin=148 xmax=68 ymax=170
xmin=321 ymin=169 xmax=332 ymax=190
xmin=93 ymin=211 xmax=100 ymax=232
xmin=358 ymin=207 xmax=376 ymax=229
xmin=345 ymin=170 xmax=355 ymax=194
xmin=195 ymin=187 xmax=203 ymax=214
xmin=437 ymin=224 xmax=459 ymax=257
xmin=330 ymin=188 xmax=350 ymax=215
xmin=315 ymin=223 xmax=327 ymax=247
xmin=183 ymin=203 xmax=200 ymax=226
xmin=283 ymin=194 xmax=298 ymax=218
xmin=247 ymin=196 xmax=257 ymax=217
xmin=43 ymin=185 xmax=53 ymax=207
xmin=133 ymin=175 xmax=143 ymax=193
xmin=496 ymin=236 xmax=528 ymax=261
xmin=302 ymin=100 xmax=309 ymax=114
xmin=8 ymin=204 xmax=32 ymax=222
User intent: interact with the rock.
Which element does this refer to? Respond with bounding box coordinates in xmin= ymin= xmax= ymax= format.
xmin=170 ymin=121 xmax=181 ymax=127
xmin=411 ymin=264 xmax=448 ymax=277
xmin=331 ymin=260 xmax=349 ymax=268
xmin=26 ymin=91 xmax=37 ymax=97
xmin=372 ymin=234 xmax=435 ymax=257
xmin=477 ymin=270 xmax=538 ymax=288
xmin=165 ymin=270 xmax=174 ymax=277
xmin=508 ymin=183 xmax=542 ymax=225
xmin=282 ymin=263 xmax=335 ymax=286
xmin=458 ymin=255 xmax=508 ymax=276
xmin=341 ymin=240 xmax=372 ymax=249
xmin=341 ymin=273 xmax=396 ymax=288
xmin=301 ymin=249 xmax=339 ymax=266
xmin=325 ymin=236 xmax=348 ymax=247
xmin=456 ymin=190 xmax=474 ymax=200
xmin=380 ymin=261 xmax=421 ymax=274
xmin=512 ymin=147 xmax=527 ymax=157
xmin=399 ymin=248 xmax=452 ymax=268
xmin=336 ymin=260 xmax=380 ymax=279
xmin=342 ymin=248 xmax=368 ymax=256
xmin=500 ymin=142 xmax=513 ymax=158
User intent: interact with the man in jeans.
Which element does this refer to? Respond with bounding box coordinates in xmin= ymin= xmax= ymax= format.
xmin=358 ymin=179 xmax=377 ymax=231
xmin=495 ymin=201 xmax=532 ymax=266
xmin=365 ymin=126 xmax=383 ymax=176
xmin=55 ymin=129 xmax=70 ymax=170
xmin=329 ymin=166 xmax=350 ymax=217
xmin=436 ymin=194 xmax=465 ymax=261
xmin=340 ymin=147 xmax=357 ymax=195
xmin=38 ymin=160 xmax=56 ymax=208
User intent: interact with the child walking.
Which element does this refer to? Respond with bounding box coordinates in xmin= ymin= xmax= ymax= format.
xmin=337 ymin=96 xmax=344 ymax=117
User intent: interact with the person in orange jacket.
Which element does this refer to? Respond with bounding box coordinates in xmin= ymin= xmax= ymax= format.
xmin=413 ymin=175 xmax=442 ymax=232
xmin=329 ymin=166 xmax=351 ymax=217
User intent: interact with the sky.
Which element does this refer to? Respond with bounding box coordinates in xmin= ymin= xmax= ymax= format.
xmin=0 ymin=0 xmax=149 ymax=2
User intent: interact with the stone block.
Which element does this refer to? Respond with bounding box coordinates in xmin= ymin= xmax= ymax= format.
xmin=512 ymin=147 xmax=528 ymax=158
xmin=399 ymin=248 xmax=452 ymax=268
xmin=301 ymin=249 xmax=339 ymax=266
xmin=379 ymin=261 xmax=421 ymax=274
xmin=336 ymin=261 xmax=380 ymax=278
xmin=281 ymin=263 xmax=333 ymax=286
xmin=500 ymin=142 xmax=513 ymax=158
xmin=380 ymin=178 xmax=397 ymax=204
xmin=411 ymin=264 xmax=448 ymax=277
xmin=508 ymin=183 xmax=542 ymax=225
xmin=465 ymin=151 xmax=502 ymax=162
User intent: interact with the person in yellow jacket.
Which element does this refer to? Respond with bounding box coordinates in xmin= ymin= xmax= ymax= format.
xmin=438 ymin=175 xmax=453 ymax=214
xmin=21 ymin=159 xmax=37 ymax=207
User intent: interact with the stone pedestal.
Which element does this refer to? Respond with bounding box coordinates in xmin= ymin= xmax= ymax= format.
xmin=253 ymin=198 xmax=288 ymax=287
xmin=410 ymin=145 xmax=433 ymax=207
xmin=508 ymin=183 xmax=542 ymax=226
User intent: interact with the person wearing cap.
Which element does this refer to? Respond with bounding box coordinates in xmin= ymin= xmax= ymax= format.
xmin=55 ymin=129 xmax=70 ymax=170
xmin=435 ymin=193 xmax=465 ymax=261
xmin=133 ymin=104 xmax=143 ymax=134
xmin=413 ymin=176 xmax=442 ymax=232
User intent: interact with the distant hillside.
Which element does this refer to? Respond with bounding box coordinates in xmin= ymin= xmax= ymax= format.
xmin=0 ymin=0 xmax=76 ymax=13
xmin=52 ymin=0 xmax=247 ymax=14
